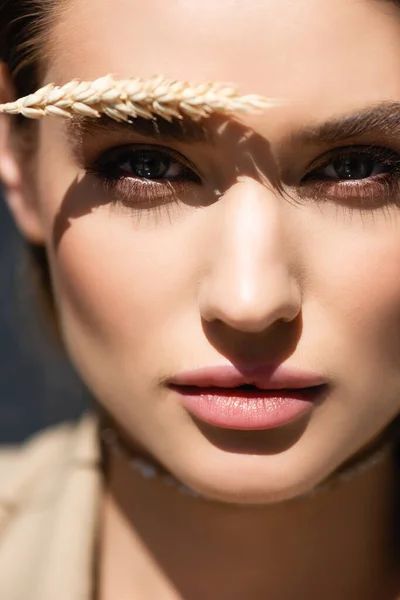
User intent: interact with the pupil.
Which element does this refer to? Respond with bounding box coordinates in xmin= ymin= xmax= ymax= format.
xmin=133 ymin=152 xmax=170 ymax=178
xmin=333 ymin=156 xmax=374 ymax=180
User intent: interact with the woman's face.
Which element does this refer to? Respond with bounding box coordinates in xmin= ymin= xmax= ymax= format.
xmin=5 ymin=0 xmax=400 ymax=502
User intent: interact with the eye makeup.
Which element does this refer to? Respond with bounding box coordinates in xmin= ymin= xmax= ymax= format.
xmin=69 ymin=101 xmax=400 ymax=214
xmin=86 ymin=144 xmax=203 ymax=208
xmin=299 ymin=145 xmax=400 ymax=209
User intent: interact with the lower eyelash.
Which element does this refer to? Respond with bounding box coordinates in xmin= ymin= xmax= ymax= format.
xmin=298 ymin=171 xmax=400 ymax=209
xmin=86 ymin=168 xmax=194 ymax=208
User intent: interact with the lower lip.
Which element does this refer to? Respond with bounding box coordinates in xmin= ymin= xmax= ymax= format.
xmin=172 ymin=386 xmax=323 ymax=430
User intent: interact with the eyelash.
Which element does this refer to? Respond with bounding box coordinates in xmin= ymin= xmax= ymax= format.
xmin=300 ymin=145 xmax=400 ymax=207
xmin=86 ymin=144 xmax=202 ymax=207
xmin=86 ymin=143 xmax=400 ymax=210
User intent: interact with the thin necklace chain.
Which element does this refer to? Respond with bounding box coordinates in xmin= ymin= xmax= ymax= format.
xmin=100 ymin=424 xmax=395 ymax=502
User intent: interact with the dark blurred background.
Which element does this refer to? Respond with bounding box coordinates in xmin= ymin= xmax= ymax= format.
xmin=0 ymin=189 xmax=91 ymax=443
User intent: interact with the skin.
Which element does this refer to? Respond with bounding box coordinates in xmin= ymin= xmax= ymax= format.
xmin=1 ymin=0 xmax=400 ymax=597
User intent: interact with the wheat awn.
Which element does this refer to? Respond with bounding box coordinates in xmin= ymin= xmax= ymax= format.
xmin=0 ymin=74 xmax=279 ymax=123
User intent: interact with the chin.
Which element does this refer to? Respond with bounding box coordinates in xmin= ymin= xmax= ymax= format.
xmin=171 ymin=448 xmax=328 ymax=505
xmin=184 ymin=473 xmax=320 ymax=506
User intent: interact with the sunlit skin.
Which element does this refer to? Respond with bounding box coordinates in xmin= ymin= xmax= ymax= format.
xmin=2 ymin=0 xmax=400 ymax=598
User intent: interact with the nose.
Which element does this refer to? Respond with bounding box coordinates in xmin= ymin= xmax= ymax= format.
xmin=199 ymin=179 xmax=301 ymax=333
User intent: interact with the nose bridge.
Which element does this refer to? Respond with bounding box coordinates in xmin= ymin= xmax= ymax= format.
xmin=200 ymin=180 xmax=300 ymax=331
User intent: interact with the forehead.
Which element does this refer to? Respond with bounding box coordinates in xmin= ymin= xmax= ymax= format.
xmin=48 ymin=0 xmax=400 ymax=125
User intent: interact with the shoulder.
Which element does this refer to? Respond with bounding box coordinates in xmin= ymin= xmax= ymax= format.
xmin=0 ymin=420 xmax=75 ymax=478
xmin=0 ymin=412 xmax=101 ymax=600
xmin=0 ymin=412 xmax=99 ymax=502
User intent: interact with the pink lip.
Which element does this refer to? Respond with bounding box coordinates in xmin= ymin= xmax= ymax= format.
xmin=170 ymin=364 xmax=327 ymax=390
xmin=170 ymin=365 xmax=327 ymax=431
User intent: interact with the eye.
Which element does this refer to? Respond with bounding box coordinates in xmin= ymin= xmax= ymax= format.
xmin=298 ymin=145 xmax=400 ymax=208
xmin=319 ymin=155 xmax=387 ymax=180
xmin=91 ymin=145 xmax=200 ymax=183
xmin=85 ymin=143 xmax=204 ymax=209
xmin=304 ymin=146 xmax=398 ymax=184
xmin=119 ymin=149 xmax=181 ymax=179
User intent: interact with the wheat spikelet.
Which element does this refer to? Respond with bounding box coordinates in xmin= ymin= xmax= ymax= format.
xmin=0 ymin=74 xmax=278 ymax=123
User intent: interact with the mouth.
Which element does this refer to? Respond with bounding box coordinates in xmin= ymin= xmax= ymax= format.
xmin=169 ymin=383 xmax=327 ymax=431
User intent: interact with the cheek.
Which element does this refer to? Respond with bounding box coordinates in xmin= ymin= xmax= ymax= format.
xmin=51 ymin=214 xmax=185 ymax=340
xmin=308 ymin=211 xmax=400 ymax=377
xmin=46 ymin=203 xmax=207 ymax=372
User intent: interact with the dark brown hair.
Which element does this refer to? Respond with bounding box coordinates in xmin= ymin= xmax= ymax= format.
xmin=0 ymin=0 xmax=57 ymax=97
xmin=0 ymin=0 xmax=59 ymax=322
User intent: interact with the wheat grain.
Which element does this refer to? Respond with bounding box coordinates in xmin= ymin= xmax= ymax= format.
xmin=0 ymin=74 xmax=279 ymax=123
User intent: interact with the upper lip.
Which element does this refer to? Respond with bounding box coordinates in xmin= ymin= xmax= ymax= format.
xmin=169 ymin=364 xmax=327 ymax=390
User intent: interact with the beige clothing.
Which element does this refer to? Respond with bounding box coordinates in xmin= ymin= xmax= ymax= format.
xmin=0 ymin=413 xmax=101 ymax=600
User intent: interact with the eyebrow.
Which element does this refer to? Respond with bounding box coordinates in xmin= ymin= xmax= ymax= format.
xmin=65 ymin=113 xmax=213 ymax=148
xmin=293 ymin=102 xmax=400 ymax=145
xmin=65 ymin=101 xmax=400 ymax=154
